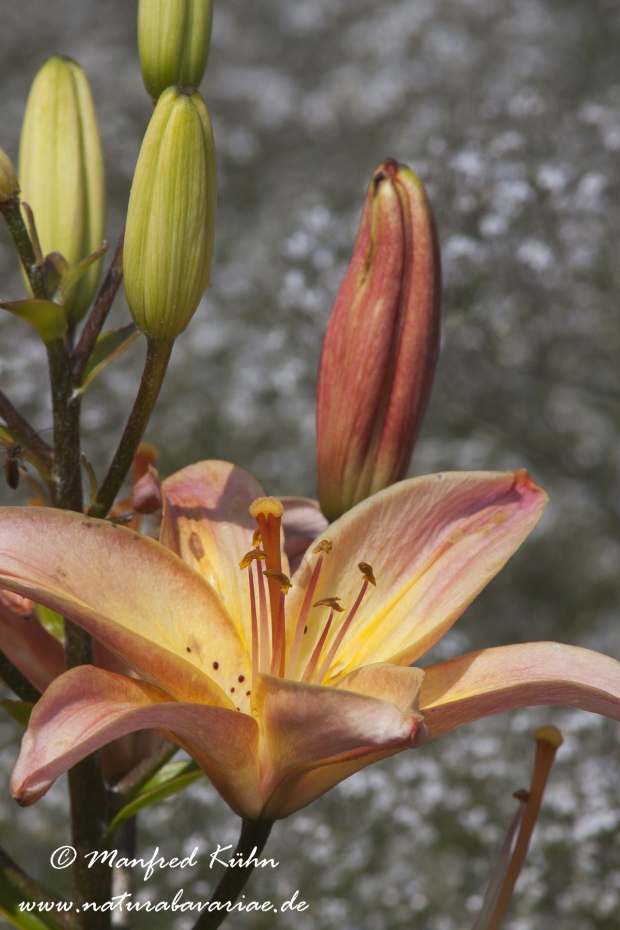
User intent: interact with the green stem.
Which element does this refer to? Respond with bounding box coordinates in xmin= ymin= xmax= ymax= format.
xmin=46 ymin=336 xmax=111 ymax=929
xmin=109 ymin=738 xmax=177 ymax=813
xmin=0 ymin=201 xmax=47 ymax=299
xmin=72 ymin=230 xmax=124 ymax=385
xmin=0 ymin=650 xmax=40 ymax=703
xmin=0 ymin=388 xmax=54 ymax=468
xmin=192 ymin=820 xmax=274 ymax=930
xmin=89 ymin=336 xmax=173 ymax=519
xmin=46 ymin=340 xmax=81 ymax=511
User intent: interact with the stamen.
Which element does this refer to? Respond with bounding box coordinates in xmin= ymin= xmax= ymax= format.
xmin=256 ymin=564 xmax=271 ymax=674
xmin=315 ymin=574 xmax=373 ymax=685
xmin=358 ymin=561 xmax=376 ymax=586
xmin=484 ymin=726 xmax=563 ymax=930
xmin=252 ymin=528 xmax=262 ymax=547
xmin=313 ymin=597 xmax=345 ymax=612
xmin=263 ymin=569 xmax=292 ymax=594
xmin=248 ymin=562 xmax=259 ymax=682
xmin=285 ymin=552 xmax=327 ymax=679
xmin=312 ymin=539 xmax=332 ymax=554
xmin=239 ymin=549 xmax=267 ymax=570
xmin=471 ymin=792 xmax=529 ymax=930
xmin=301 ymin=609 xmax=334 ymax=683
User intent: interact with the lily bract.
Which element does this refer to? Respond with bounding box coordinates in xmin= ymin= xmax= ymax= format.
xmin=2 ymin=461 xmax=620 ymax=822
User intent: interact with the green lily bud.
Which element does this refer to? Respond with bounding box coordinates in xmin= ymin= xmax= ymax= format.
xmin=19 ymin=56 xmax=105 ymax=323
xmin=0 ymin=146 xmax=19 ymax=209
xmin=124 ymin=86 xmax=217 ymax=341
xmin=138 ymin=0 xmax=213 ymax=101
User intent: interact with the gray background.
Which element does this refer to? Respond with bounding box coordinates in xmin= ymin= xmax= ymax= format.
xmin=1 ymin=0 xmax=620 ymax=927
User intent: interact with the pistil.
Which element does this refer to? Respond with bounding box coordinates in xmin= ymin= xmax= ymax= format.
xmin=264 ymin=569 xmax=291 ymax=677
xmin=256 ymin=558 xmax=270 ymax=674
xmin=249 ymin=497 xmax=284 ymax=637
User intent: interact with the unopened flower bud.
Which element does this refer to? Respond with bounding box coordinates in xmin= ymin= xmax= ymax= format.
xmin=317 ymin=159 xmax=441 ymax=522
xmin=0 ymin=147 xmax=19 ymax=209
xmin=138 ymin=0 xmax=213 ymax=101
xmin=19 ymin=56 xmax=105 ymax=322
xmin=124 ymin=86 xmax=217 ymax=341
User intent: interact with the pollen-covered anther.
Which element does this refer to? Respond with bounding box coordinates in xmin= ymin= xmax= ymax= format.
xmin=263 ymin=569 xmax=292 ymax=594
xmin=249 ymin=496 xmax=284 ymax=519
xmin=358 ymin=562 xmax=376 ymax=586
xmin=313 ymin=597 xmax=345 ymax=612
xmin=252 ymin=528 xmax=262 ymax=548
xmin=312 ymin=539 xmax=333 ymax=554
xmin=239 ymin=550 xmax=268 ymax=570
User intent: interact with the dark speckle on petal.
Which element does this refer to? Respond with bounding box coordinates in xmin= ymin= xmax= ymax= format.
xmin=189 ymin=532 xmax=205 ymax=561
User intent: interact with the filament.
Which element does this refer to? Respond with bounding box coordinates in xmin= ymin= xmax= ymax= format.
xmin=301 ymin=609 xmax=334 ymax=683
xmin=249 ymin=562 xmax=259 ymax=682
xmin=256 ymin=565 xmax=271 ymax=674
xmin=285 ymin=554 xmax=324 ymax=679
xmin=315 ymin=579 xmax=369 ymax=685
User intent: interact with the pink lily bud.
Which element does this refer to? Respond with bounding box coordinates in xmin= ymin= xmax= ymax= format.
xmin=316 ymin=159 xmax=441 ymax=522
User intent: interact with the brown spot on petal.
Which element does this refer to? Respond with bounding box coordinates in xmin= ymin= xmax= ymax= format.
xmin=213 ymin=661 xmax=219 ymax=670
xmin=238 ymin=675 xmax=245 ymax=682
xmin=189 ymin=532 xmax=204 ymax=561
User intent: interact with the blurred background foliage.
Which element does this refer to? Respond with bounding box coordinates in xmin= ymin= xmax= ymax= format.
xmin=2 ymin=0 xmax=620 ymax=927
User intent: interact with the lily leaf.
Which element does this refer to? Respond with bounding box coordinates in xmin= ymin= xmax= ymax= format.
xmin=36 ymin=606 xmax=64 ymax=645
xmin=53 ymin=243 xmax=108 ymax=307
xmin=0 ymin=863 xmax=73 ymax=930
xmin=109 ymin=759 xmax=204 ymax=834
xmin=0 ymin=300 xmax=66 ymax=344
xmin=74 ymin=324 xmax=141 ymax=396
xmin=0 ymin=702 xmax=34 ymax=728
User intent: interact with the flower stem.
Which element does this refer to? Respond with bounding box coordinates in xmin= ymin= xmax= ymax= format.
xmin=0 ymin=201 xmax=47 ymax=299
xmin=486 ymin=727 xmax=562 ymax=930
xmin=0 ymin=387 xmax=54 ymax=468
xmin=72 ymin=230 xmax=125 ymax=385
xmin=192 ymin=819 xmax=274 ymax=930
xmin=0 ymin=649 xmax=41 ymax=703
xmin=89 ymin=336 xmax=173 ymax=519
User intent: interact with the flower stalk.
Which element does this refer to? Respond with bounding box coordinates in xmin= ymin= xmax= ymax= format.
xmin=192 ymin=819 xmax=274 ymax=930
xmin=89 ymin=336 xmax=174 ymax=519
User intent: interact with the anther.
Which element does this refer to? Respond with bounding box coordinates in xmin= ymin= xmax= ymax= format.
xmin=264 ymin=569 xmax=292 ymax=594
xmin=358 ymin=562 xmax=376 ymax=586
xmin=313 ymin=597 xmax=345 ymax=612
xmin=312 ymin=539 xmax=333 ymax=554
xmin=252 ymin=528 xmax=262 ymax=548
xmin=239 ymin=549 xmax=268 ymax=570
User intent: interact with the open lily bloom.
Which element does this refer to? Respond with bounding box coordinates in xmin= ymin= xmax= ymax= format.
xmin=2 ymin=461 xmax=620 ymax=822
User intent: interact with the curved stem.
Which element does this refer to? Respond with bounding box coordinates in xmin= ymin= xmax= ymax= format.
xmin=89 ymin=336 xmax=173 ymax=519
xmin=192 ymin=819 xmax=274 ymax=930
xmin=72 ymin=230 xmax=125 ymax=385
xmin=0 ymin=388 xmax=54 ymax=467
xmin=1 ymin=201 xmax=47 ymax=299
xmin=0 ymin=649 xmax=41 ymax=703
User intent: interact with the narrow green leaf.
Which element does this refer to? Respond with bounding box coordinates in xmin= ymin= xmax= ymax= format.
xmin=0 ymin=300 xmax=66 ymax=344
xmin=54 ymin=242 xmax=108 ymax=307
xmin=75 ymin=324 xmax=141 ymax=396
xmin=0 ymin=702 xmax=34 ymax=727
xmin=109 ymin=759 xmax=204 ymax=833
xmin=36 ymin=606 xmax=64 ymax=644
xmin=0 ymin=875 xmax=72 ymax=930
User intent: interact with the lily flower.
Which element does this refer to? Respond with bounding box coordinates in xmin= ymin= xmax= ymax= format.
xmin=1 ymin=461 xmax=620 ymax=822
